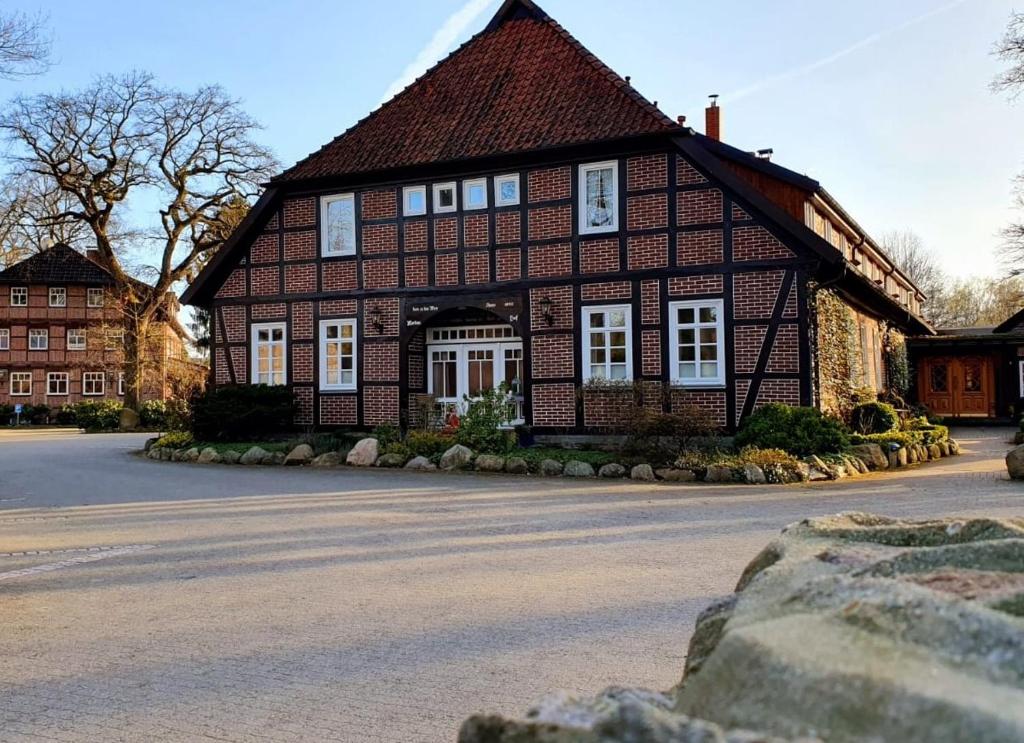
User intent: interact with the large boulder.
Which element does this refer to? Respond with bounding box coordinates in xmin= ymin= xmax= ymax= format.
xmin=263 ymin=451 xmax=286 ymax=465
xmin=598 ymin=463 xmax=626 ymax=478
xmin=285 ymin=443 xmax=314 ymax=466
xmin=630 ymin=463 xmax=656 ymax=481
xmin=475 ymin=454 xmax=506 ymax=473
xmin=704 ymin=464 xmax=735 ymax=483
xmin=540 ymin=459 xmax=563 ymax=477
xmin=656 ymin=468 xmax=697 ymax=482
xmin=118 ymin=407 xmax=140 ymax=432
xmin=180 ymin=447 xmax=200 ymax=463
xmin=851 ymin=443 xmax=887 ymax=470
xmin=221 ymin=450 xmax=242 ymax=465
xmin=346 ymin=438 xmax=379 ymax=467
xmin=505 ymin=457 xmax=529 ymax=475
xmin=404 ymin=455 xmax=437 ymax=471
xmin=927 ymin=444 xmax=942 ymax=461
xmin=1006 ymin=444 xmax=1024 ymax=479
xmin=440 ymin=444 xmax=474 ymax=470
xmin=311 ymin=451 xmax=342 ymax=467
xmin=239 ymin=446 xmax=269 ymax=465
xmin=375 ymin=453 xmax=407 ymax=468
xmin=197 ymin=447 xmax=221 ymax=464
xmin=743 ymin=463 xmax=767 ymax=484
xmin=563 ymin=460 xmax=595 ymax=478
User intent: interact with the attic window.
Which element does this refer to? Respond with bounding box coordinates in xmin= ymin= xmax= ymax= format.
xmin=87 ymin=288 xmax=104 ymax=308
xmin=49 ymin=287 xmax=66 ymax=307
xmin=495 ymin=174 xmax=520 ymax=206
xmin=579 ymin=161 xmax=618 ymax=234
xmin=403 ymin=186 xmax=426 ymax=216
xmin=433 ymin=182 xmax=456 ymax=213
xmin=10 ymin=287 xmax=27 ymax=306
xmin=321 ymin=193 xmax=356 ymax=256
xmin=463 ymin=178 xmax=487 ymax=210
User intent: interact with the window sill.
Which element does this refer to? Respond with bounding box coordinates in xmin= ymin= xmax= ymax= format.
xmin=319 ymin=388 xmax=358 ymax=394
xmin=670 ymin=383 xmax=727 ymax=391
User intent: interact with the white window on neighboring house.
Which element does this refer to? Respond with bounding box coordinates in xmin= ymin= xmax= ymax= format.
xmin=48 ymin=287 xmax=66 ymax=307
xmin=83 ymin=371 xmax=105 ymax=396
xmin=10 ymin=286 xmax=27 ymax=306
xmin=433 ymin=182 xmax=457 ymax=213
xmin=47 ymin=372 xmax=68 ymax=396
xmin=581 ymin=305 xmax=632 ymax=381
xmin=105 ymin=329 xmax=124 ymax=350
xmin=319 ymin=319 xmax=357 ymax=391
xmin=10 ymin=371 xmax=31 ymax=396
xmin=28 ymin=328 xmax=48 ymax=351
xmin=463 ymin=178 xmax=487 ymax=210
xmin=494 ymin=173 xmax=520 ymax=206
xmin=118 ymin=373 xmax=125 ymax=396
xmin=87 ymin=288 xmax=104 ymax=308
xmin=67 ymin=328 xmax=86 ymax=351
xmin=669 ymin=299 xmax=725 ymax=387
xmin=403 ymin=186 xmax=426 ymax=216
xmin=579 ymin=161 xmax=618 ymax=234
xmin=251 ymin=322 xmax=287 ymax=386
xmin=0 ymin=328 xmax=8 ymax=350
xmin=320 ymin=193 xmax=356 ymax=256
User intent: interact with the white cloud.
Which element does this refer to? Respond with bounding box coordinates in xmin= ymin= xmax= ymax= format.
xmin=380 ymin=0 xmax=496 ymax=104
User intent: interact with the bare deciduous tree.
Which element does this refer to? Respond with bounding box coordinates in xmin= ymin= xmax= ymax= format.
xmin=0 ymin=11 xmax=51 ymax=79
xmin=992 ymin=12 xmax=1024 ymax=272
xmin=879 ymin=229 xmax=945 ymax=316
xmin=0 ymin=71 xmax=277 ymax=408
xmin=0 ymin=172 xmax=94 ymax=267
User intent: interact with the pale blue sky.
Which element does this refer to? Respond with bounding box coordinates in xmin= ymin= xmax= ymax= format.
xmin=4 ymin=0 xmax=1022 ymax=278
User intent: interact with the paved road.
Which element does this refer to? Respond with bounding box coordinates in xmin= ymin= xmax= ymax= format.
xmin=0 ymin=427 xmax=1020 ymax=742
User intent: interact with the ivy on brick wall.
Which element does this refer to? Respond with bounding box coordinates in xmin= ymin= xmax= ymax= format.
xmin=813 ymin=287 xmax=861 ymax=418
xmin=882 ymin=327 xmax=910 ymax=401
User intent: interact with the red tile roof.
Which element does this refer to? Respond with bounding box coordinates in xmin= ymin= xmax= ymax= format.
xmin=275 ymin=0 xmax=677 ymax=182
xmin=0 ymin=244 xmax=114 ymax=285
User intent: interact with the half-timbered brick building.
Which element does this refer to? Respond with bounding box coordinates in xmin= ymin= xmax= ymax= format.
xmin=183 ymin=0 xmax=931 ymax=434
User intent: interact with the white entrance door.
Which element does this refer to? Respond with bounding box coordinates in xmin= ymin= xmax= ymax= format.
xmin=426 ymin=325 xmax=524 ymax=423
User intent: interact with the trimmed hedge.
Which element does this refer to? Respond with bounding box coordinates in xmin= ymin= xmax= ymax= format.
xmin=191 ymin=385 xmax=296 ymax=441
xmin=849 ymin=401 xmax=899 ymax=435
xmin=735 ymin=403 xmax=850 ymax=456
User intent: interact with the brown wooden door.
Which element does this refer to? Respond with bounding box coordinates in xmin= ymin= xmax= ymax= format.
xmin=920 ymin=356 xmax=993 ymax=417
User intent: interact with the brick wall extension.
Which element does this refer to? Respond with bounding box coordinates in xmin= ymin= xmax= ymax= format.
xmin=766 ymin=323 xmax=800 ymax=373
xmin=362 ymin=224 xmax=398 ymax=255
xmin=531 ymin=383 xmax=576 ymax=427
xmin=363 ymin=385 xmax=400 ymax=426
xmin=677 ymin=189 xmax=723 ymax=226
xmin=528 ymin=243 xmax=572 ymax=278
xmin=733 ymin=270 xmax=784 ymax=319
xmin=463 ymin=214 xmax=489 ymax=247
xmin=579 ymin=239 xmax=619 ymax=274
xmin=528 ymin=205 xmax=571 ymax=241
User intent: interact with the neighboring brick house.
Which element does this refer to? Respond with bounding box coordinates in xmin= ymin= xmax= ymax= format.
xmin=182 ymin=0 xmax=931 ymax=434
xmin=0 ymin=244 xmax=192 ymax=406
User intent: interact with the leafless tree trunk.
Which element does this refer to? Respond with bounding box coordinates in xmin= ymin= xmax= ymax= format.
xmin=993 ymin=13 xmax=1024 ymax=273
xmin=0 ymin=72 xmax=277 ymax=409
xmin=0 ymin=11 xmax=50 ymax=79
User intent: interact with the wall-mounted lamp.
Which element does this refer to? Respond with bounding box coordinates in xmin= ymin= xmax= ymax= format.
xmin=539 ymin=296 xmax=555 ymax=327
xmin=370 ymin=305 xmax=385 ymax=334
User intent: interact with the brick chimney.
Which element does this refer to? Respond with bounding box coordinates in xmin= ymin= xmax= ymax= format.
xmin=705 ymin=94 xmax=721 ymax=141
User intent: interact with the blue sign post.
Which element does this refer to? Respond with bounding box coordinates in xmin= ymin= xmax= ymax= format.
xmin=14 ymin=403 xmax=22 ymax=426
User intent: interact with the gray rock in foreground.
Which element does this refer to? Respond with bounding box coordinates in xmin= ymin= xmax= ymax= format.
xmin=404 ymin=455 xmax=436 ymax=471
xmin=347 ymin=438 xmax=379 ymax=467
xmin=459 ymin=512 xmax=1024 ymax=743
xmin=563 ymin=460 xmax=595 ymax=477
xmin=285 ymin=443 xmax=314 ymax=466
xmin=475 ymin=454 xmax=506 ymax=472
xmin=239 ymin=446 xmax=270 ymax=465
xmin=440 ymin=444 xmax=474 ymax=470
xmin=1006 ymin=444 xmax=1024 ymax=479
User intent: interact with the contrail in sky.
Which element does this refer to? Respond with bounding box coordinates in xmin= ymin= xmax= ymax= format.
xmin=380 ymin=0 xmax=495 ymax=104
xmin=721 ymin=0 xmax=973 ymax=104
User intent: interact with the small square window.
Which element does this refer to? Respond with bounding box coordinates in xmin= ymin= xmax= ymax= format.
xmin=47 ymin=372 xmax=68 ymax=396
xmin=0 ymin=328 xmax=8 ymax=350
xmin=28 ymin=329 xmax=48 ymax=351
xmin=403 ymin=186 xmax=426 ymax=216
xmin=10 ymin=287 xmax=27 ymax=306
xmin=433 ymin=182 xmax=457 ymax=213
xmin=49 ymin=287 xmax=66 ymax=307
xmin=494 ymin=174 xmax=520 ymax=206
xmin=105 ymin=329 xmax=124 ymax=350
xmin=463 ymin=178 xmax=487 ymax=210
xmin=87 ymin=288 xmax=104 ymax=308
xmin=10 ymin=371 xmax=31 ymax=396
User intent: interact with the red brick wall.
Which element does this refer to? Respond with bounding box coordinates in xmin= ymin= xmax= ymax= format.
xmin=463 ymin=214 xmax=489 ymax=247
xmin=733 ymin=226 xmax=794 ymax=262
xmin=528 ymin=243 xmax=572 ymax=278
xmin=733 ymin=270 xmax=784 ymax=319
xmin=362 ymin=223 xmax=398 ymax=254
xmin=627 ymin=154 xmax=668 ymax=191
xmin=626 ymin=193 xmax=668 ymax=231
xmin=284 ymin=231 xmax=316 ymax=261
xmin=677 ymin=230 xmax=724 ymax=265
xmin=530 ymin=335 xmax=574 ymax=378
xmin=363 ymin=342 xmax=400 ymax=382
xmin=627 ymin=234 xmax=668 ymax=270
xmin=579 ymin=239 xmax=619 ymax=274
xmin=464 ymin=251 xmax=490 ymax=284
xmin=528 ymin=166 xmax=571 ymax=202
xmin=678 ymin=189 xmax=723 ymax=225
xmin=362 ymin=189 xmax=397 ymax=220
xmin=531 ymin=383 xmax=576 ymax=427
xmin=527 ymin=205 xmax=571 ymax=241
xmin=496 ymin=212 xmax=521 ymax=244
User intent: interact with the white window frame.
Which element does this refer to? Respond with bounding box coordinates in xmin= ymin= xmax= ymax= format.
xmin=463 ymin=178 xmax=488 ymax=210
xmin=48 ymin=287 xmax=66 ymax=307
xmin=494 ymin=173 xmax=520 ymax=206
xmin=403 ymin=185 xmax=426 ymax=216
xmin=10 ymin=286 xmax=27 ymax=307
xmin=0 ymin=328 xmax=8 ymax=351
xmin=105 ymin=329 xmax=124 ymax=351
xmin=118 ymin=373 xmax=125 ymax=396
xmin=581 ymin=304 xmax=633 ymax=382
xmin=28 ymin=328 xmax=48 ymax=351
xmin=432 ymin=182 xmax=457 ymax=214
xmin=82 ymin=371 xmax=105 ymax=396
xmin=320 ymin=193 xmax=356 ymax=257
xmin=578 ymin=160 xmax=619 ymax=235
xmin=668 ymin=299 xmax=726 ymax=387
xmin=10 ymin=371 xmax=31 ymax=396
xmin=318 ymin=318 xmax=358 ymax=392
xmin=67 ymin=328 xmax=86 ymax=351
xmin=47 ymin=372 xmax=69 ymax=396
xmin=251 ymin=322 xmax=287 ymax=386
xmin=87 ymin=288 xmax=104 ymax=308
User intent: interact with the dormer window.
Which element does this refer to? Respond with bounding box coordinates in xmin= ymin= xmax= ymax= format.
xmin=463 ymin=178 xmax=487 ymax=210
xmin=403 ymin=186 xmax=426 ymax=216
xmin=579 ymin=161 xmax=618 ymax=234
xmin=433 ymin=182 xmax=456 ymax=214
xmin=49 ymin=287 xmax=66 ymax=307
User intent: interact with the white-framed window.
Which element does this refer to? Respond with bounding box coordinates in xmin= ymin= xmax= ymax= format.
xmin=48 ymin=287 xmax=66 ymax=307
xmin=321 ymin=193 xmax=356 ymax=257
xmin=0 ymin=328 xmax=8 ymax=350
xmin=87 ymin=288 xmax=104 ymax=308
xmin=581 ymin=305 xmax=632 ymax=381
xmin=82 ymin=371 xmax=105 ymax=396
xmin=105 ymin=329 xmax=124 ymax=351
xmin=463 ymin=178 xmax=487 ymax=210
xmin=251 ymin=322 xmax=287 ymax=386
xmin=433 ymin=182 xmax=457 ymax=213
xmin=10 ymin=286 xmax=27 ymax=306
xmin=10 ymin=371 xmax=31 ymax=396
xmin=67 ymin=328 xmax=86 ymax=351
xmin=403 ymin=186 xmax=426 ymax=216
xmin=318 ymin=319 xmax=357 ymax=391
xmin=118 ymin=373 xmax=125 ymax=396
xmin=47 ymin=372 xmax=68 ymax=396
xmin=669 ymin=299 xmax=725 ymax=387
xmin=494 ymin=173 xmax=520 ymax=206
xmin=579 ymin=161 xmax=619 ymax=234
xmin=28 ymin=328 xmax=48 ymax=351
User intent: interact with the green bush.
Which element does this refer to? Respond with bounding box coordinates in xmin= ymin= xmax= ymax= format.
xmin=0 ymin=403 xmax=12 ymax=422
xmin=155 ymin=431 xmax=194 ymax=449
xmin=849 ymin=401 xmax=899 ymax=435
xmin=139 ymin=400 xmax=168 ymax=429
xmin=403 ymin=430 xmax=455 ymax=459
xmin=737 ymin=446 xmax=803 ymax=484
xmin=21 ymin=404 xmax=50 ymax=425
xmin=455 ymin=389 xmax=515 ymax=454
xmin=53 ymin=404 xmax=77 ymax=426
xmin=735 ymin=403 xmax=850 ymax=456
xmin=622 ymin=405 xmax=719 ymax=464
xmin=371 ymin=424 xmax=400 ymax=448
xmin=73 ymin=400 xmax=122 ymax=430
xmin=851 ymin=431 xmax=918 ymax=448
xmin=190 ymin=385 xmax=296 ymax=441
